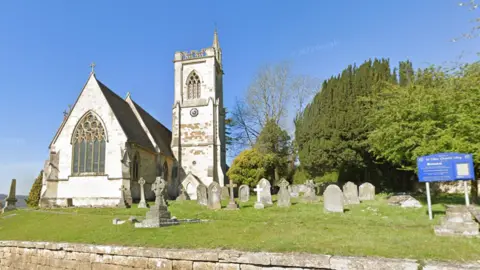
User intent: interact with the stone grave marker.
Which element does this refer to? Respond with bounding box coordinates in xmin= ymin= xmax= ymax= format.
xmin=135 ymin=177 xmax=179 ymax=228
xmin=117 ymin=185 xmax=130 ymax=208
xmin=225 ymin=181 xmax=239 ymax=210
xmin=343 ymin=181 xmax=360 ymax=205
xmin=277 ymin=178 xmax=291 ymax=208
xmin=208 ymin=182 xmax=222 ymax=210
xmin=196 ymin=184 xmax=208 ymax=206
xmin=359 ymin=182 xmax=375 ymax=201
xmin=324 ymin=184 xmax=344 ymax=213
xmin=238 ymin=185 xmax=250 ymax=202
xmin=258 ymin=178 xmax=273 ymax=205
xmin=302 ymin=180 xmax=317 ymax=203
xmin=138 ymin=177 xmax=149 ymax=208
xmin=253 ymin=185 xmax=264 ymax=209
xmin=1 ymin=179 xmax=17 ymax=213
xmin=176 ymin=185 xmax=189 ymax=201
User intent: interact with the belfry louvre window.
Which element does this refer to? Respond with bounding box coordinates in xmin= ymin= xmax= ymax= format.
xmin=72 ymin=112 xmax=106 ymax=174
xmin=187 ymin=71 xmax=201 ymax=99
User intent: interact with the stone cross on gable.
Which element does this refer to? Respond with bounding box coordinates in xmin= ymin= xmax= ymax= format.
xmin=90 ymin=62 xmax=96 ymax=74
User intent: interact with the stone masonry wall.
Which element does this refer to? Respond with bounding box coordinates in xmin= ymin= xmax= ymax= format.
xmin=0 ymin=241 xmax=479 ymax=270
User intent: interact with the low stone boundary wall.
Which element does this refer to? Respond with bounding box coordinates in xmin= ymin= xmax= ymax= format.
xmin=0 ymin=241 xmax=478 ymax=270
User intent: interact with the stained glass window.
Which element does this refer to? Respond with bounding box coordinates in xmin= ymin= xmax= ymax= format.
xmin=72 ymin=112 xmax=106 ymax=174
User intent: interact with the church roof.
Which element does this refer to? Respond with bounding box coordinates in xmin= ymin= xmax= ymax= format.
xmin=131 ymin=101 xmax=174 ymax=157
xmin=96 ymin=79 xmax=158 ymax=153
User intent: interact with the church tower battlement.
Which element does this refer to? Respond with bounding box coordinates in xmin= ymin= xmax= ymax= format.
xmin=171 ymin=30 xmax=226 ymax=188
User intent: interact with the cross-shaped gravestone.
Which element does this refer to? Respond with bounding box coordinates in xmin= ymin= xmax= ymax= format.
xmin=225 ymin=181 xmax=239 ymax=210
xmin=152 ymin=177 xmax=167 ymax=207
xmin=118 ymin=185 xmax=129 ymax=208
xmin=253 ymin=185 xmax=264 ymax=209
xmin=138 ymin=177 xmax=149 ymax=208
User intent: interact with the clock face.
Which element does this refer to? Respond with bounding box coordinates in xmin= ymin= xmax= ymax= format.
xmin=190 ymin=108 xmax=199 ymax=117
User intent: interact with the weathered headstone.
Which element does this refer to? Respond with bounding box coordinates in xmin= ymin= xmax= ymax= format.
xmin=302 ymin=180 xmax=317 ymax=203
xmin=1 ymin=179 xmax=17 ymax=213
xmin=117 ymin=185 xmax=130 ymax=208
xmin=225 ymin=181 xmax=239 ymax=210
xmin=176 ymin=185 xmax=189 ymax=201
xmin=221 ymin=186 xmax=230 ymax=200
xmin=196 ymin=184 xmax=208 ymax=206
xmin=359 ymin=182 xmax=375 ymax=201
xmin=135 ymin=177 xmax=178 ymax=228
xmin=343 ymin=181 xmax=360 ymax=205
xmin=182 ymin=173 xmax=200 ymax=200
xmin=277 ymin=179 xmax=291 ymax=208
xmin=207 ymin=182 xmax=222 ymax=210
xmin=324 ymin=184 xmax=344 ymax=213
xmin=387 ymin=194 xmax=422 ymax=208
xmin=253 ymin=185 xmax=264 ymax=209
xmin=258 ymin=178 xmax=273 ymax=205
xmin=138 ymin=177 xmax=149 ymax=208
xmin=238 ymin=185 xmax=250 ymax=202
xmin=288 ymin=185 xmax=300 ymax=198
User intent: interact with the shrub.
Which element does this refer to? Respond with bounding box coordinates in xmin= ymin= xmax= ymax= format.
xmin=26 ymin=170 xmax=43 ymax=208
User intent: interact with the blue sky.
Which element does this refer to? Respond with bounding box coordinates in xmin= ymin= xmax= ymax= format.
xmin=0 ymin=0 xmax=478 ymax=195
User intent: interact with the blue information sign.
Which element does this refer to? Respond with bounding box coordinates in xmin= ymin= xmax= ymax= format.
xmin=417 ymin=153 xmax=475 ymax=182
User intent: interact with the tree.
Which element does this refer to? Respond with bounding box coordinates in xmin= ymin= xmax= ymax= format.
xmin=255 ymin=119 xmax=291 ymax=184
xmin=26 ymin=170 xmax=43 ymax=208
xmin=226 ymin=148 xmax=274 ymax=187
xmin=230 ymin=63 xmax=319 ymax=151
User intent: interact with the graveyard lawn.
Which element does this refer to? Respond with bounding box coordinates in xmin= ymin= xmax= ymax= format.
xmin=1 ymin=194 xmax=479 ymax=262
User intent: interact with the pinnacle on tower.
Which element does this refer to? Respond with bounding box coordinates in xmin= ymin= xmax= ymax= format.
xmin=213 ymin=28 xmax=220 ymax=49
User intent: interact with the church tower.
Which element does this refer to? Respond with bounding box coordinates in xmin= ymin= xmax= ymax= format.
xmin=171 ymin=30 xmax=226 ymax=188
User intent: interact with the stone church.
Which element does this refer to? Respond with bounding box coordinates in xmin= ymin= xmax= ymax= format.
xmin=40 ymin=31 xmax=227 ymax=207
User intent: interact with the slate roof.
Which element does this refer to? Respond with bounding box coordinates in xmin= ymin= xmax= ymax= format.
xmin=96 ymin=79 xmax=160 ymax=153
xmin=131 ymin=101 xmax=174 ymax=157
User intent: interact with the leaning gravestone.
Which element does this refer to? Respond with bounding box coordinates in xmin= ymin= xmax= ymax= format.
xmin=135 ymin=177 xmax=179 ymax=228
xmin=2 ymin=179 xmax=17 ymax=213
xmin=196 ymin=184 xmax=208 ymax=206
xmin=208 ymin=182 xmax=222 ymax=210
xmin=277 ymin=179 xmax=291 ymax=208
xmin=221 ymin=186 xmax=230 ymax=200
xmin=238 ymin=185 xmax=250 ymax=202
xmin=359 ymin=182 xmax=375 ymax=201
xmin=343 ymin=181 xmax=360 ymax=205
xmin=258 ymin=178 xmax=273 ymax=205
xmin=324 ymin=184 xmax=344 ymax=213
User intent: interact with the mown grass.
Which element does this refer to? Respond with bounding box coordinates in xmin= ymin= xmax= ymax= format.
xmin=0 ymin=194 xmax=479 ymax=262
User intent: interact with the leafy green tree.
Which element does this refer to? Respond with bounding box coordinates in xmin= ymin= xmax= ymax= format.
xmin=226 ymin=148 xmax=273 ymax=187
xmin=26 ymin=170 xmax=43 ymax=208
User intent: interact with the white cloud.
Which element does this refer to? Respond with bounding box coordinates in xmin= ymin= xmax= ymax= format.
xmin=0 ymin=161 xmax=43 ymax=196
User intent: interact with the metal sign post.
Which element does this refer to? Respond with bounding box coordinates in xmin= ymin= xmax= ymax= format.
xmin=417 ymin=153 xmax=475 ymax=220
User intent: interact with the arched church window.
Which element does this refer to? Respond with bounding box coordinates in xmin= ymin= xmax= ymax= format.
xmin=172 ymin=163 xmax=178 ymax=183
xmin=186 ymin=71 xmax=201 ymax=99
xmin=72 ymin=112 xmax=106 ymax=174
xmin=131 ymin=152 xmax=139 ymax=181
xmin=163 ymin=162 xmax=169 ymax=181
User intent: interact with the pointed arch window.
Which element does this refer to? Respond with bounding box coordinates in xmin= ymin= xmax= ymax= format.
xmin=186 ymin=71 xmax=201 ymax=99
xmin=163 ymin=162 xmax=169 ymax=181
xmin=72 ymin=112 xmax=106 ymax=174
xmin=131 ymin=152 xmax=139 ymax=181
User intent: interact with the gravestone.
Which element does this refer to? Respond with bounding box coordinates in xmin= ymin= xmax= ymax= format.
xmin=258 ymin=178 xmax=273 ymax=205
xmin=225 ymin=181 xmax=239 ymax=210
xmin=387 ymin=194 xmax=422 ymax=208
xmin=324 ymin=184 xmax=344 ymax=213
xmin=302 ymin=180 xmax=317 ymax=203
xmin=359 ymin=182 xmax=375 ymax=201
xmin=182 ymin=173 xmax=200 ymax=200
xmin=135 ymin=177 xmax=179 ymax=228
xmin=253 ymin=185 xmax=264 ymax=209
xmin=221 ymin=186 xmax=230 ymax=200
xmin=343 ymin=181 xmax=360 ymax=205
xmin=1 ymin=179 xmax=17 ymax=213
xmin=207 ymin=182 xmax=222 ymax=210
xmin=138 ymin=177 xmax=149 ymax=208
xmin=277 ymin=179 xmax=291 ymax=208
xmin=196 ymin=184 xmax=208 ymax=206
xmin=176 ymin=185 xmax=189 ymax=201
xmin=117 ymin=185 xmax=130 ymax=208
xmin=238 ymin=185 xmax=250 ymax=202
xmin=288 ymin=185 xmax=300 ymax=198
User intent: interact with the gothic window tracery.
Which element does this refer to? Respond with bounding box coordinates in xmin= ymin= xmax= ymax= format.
xmin=72 ymin=112 xmax=106 ymax=174
xmin=186 ymin=71 xmax=201 ymax=99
